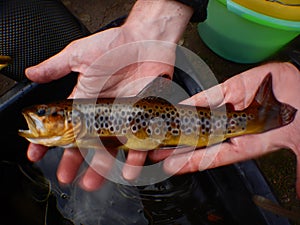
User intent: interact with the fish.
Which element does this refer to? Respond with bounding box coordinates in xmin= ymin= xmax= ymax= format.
xmin=18 ymin=73 xmax=297 ymax=150
xmin=0 ymin=55 xmax=12 ymax=70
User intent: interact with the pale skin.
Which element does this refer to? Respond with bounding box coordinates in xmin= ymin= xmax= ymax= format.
xmin=149 ymin=62 xmax=300 ymax=197
xmin=25 ymin=0 xmax=193 ymax=191
xmin=25 ymin=0 xmax=300 ymax=195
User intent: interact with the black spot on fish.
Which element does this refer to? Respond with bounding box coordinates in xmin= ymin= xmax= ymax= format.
xmin=172 ymin=129 xmax=179 ymax=136
xmin=131 ymin=125 xmax=137 ymax=132
xmin=201 ymin=117 xmax=205 ymax=123
xmin=146 ymin=128 xmax=152 ymax=135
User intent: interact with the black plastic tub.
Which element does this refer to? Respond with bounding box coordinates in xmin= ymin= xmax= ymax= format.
xmin=0 ymin=1 xmax=294 ymax=225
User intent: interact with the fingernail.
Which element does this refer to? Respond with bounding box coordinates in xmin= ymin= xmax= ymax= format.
xmin=25 ymin=67 xmax=36 ymax=77
xmin=81 ymin=176 xmax=103 ymax=192
xmin=27 ymin=150 xmax=37 ymax=161
xmin=123 ymin=165 xmax=142 ymax=181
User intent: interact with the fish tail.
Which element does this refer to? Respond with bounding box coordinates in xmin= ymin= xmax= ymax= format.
xmin=250 ymin=73 xmax=297 ymax=131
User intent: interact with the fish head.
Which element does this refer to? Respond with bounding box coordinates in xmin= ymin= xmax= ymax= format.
xmin=18 ymin=103 xmax=79 ymax=147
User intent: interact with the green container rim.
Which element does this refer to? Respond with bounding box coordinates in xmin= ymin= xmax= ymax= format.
xmin=215 ymin=0 xmax=300 ymax=31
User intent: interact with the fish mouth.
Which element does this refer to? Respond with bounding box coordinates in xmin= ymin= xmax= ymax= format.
xmin=18 ymin=112 xmax=40 ymax=138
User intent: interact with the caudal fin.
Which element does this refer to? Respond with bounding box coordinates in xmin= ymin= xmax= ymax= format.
xmin=251 ymin=73 xmax=297 ymax=132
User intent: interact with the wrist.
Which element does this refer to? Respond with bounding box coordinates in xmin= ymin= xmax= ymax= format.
xmin=123 ymin=0 xmax=193 ymax=43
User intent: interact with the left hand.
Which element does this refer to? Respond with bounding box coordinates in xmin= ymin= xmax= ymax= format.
xmin=25 ymin=31 xmax=174 ymax=190
xmin=149 ymin=62 xmax=300 ymax=196
xmin=25 ymin=0 xmax=193 ymax=191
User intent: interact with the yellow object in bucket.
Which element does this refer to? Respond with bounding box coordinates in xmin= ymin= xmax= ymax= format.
xmin=232 ymin=0 xmax=300 ymax=21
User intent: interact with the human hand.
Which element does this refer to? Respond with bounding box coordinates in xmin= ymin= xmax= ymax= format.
xmin=25 ymin=0 xmax=193 ymax=191
xmin=149 ymin=62 xmax=300 ymax=196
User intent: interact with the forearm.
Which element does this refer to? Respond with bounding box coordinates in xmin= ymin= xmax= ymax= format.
xmin=123 ymin=0 xmax=194 ymax=43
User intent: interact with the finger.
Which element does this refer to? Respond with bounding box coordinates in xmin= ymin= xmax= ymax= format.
xmin=80 ymin=149 xmax=117 ymax=191
xmin=56 ymin=148 xmax=84 ymax=184
xmin=27 ymin=143 xmax=48 ymax=162
xmin=25 ymin=47 xmax=72 ymax=83
xmin=80 ymin=166 xmax=106 ymax=192
xmin=149 ymin=149 xmax=175 ymax=162
xmin=163 ymin=134 xmax=268 ymax=174
xmin=181 ymin=83 xmax=225 ymax=107
xmin=122 ymin=150 xmax=147 ymax=181
xmin=149 ymin=146 xmax=194 ymax=162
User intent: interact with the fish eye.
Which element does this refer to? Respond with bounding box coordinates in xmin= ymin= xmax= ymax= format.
xmin=37 ymin=108 xmax=46 ymax=117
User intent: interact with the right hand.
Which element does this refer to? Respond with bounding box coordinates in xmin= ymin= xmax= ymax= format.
xmin=150 ymin=62 xmax=300 ymax=196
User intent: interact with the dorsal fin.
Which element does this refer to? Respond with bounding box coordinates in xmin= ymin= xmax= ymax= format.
xmin=138 ymin=96 xmax=173 ymax=106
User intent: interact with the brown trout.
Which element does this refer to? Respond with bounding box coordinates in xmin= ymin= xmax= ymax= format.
xmin=19 ymin=74 xmax=297 ymax=150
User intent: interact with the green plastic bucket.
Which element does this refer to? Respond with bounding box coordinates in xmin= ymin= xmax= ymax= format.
xmin=198 ymin=0 xmax=300 ymax=63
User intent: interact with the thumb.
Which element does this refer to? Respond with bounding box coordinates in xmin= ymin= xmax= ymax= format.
xmin=25 ymin=47 xmax=72 ymax=83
